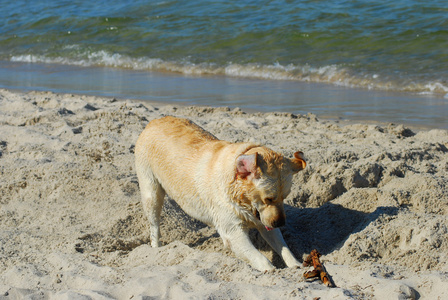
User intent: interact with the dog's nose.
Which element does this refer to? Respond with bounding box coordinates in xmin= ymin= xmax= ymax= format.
xmin=272 ymin=218 xmax=285 ymax=228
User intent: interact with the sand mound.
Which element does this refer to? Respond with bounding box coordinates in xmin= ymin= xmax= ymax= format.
xmin=1 ymin=89 xmax=447 ymax=299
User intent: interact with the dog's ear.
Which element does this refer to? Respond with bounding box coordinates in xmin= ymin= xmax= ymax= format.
xmin=291 ymin=151 xmax=306 ymax=172
xmin=236 ymin=153 xmax=258 ymax=179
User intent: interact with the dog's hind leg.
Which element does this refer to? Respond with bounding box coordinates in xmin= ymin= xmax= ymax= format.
xmin=136 ymin=166 xmax=166 ymax=248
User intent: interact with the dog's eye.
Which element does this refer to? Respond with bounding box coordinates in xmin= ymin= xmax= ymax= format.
xmin=265 ymin=198 xmax=274 ymax=204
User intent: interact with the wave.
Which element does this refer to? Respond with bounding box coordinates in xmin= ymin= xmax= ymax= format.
xmin=10 ymin=51 xmax=448 ymax=97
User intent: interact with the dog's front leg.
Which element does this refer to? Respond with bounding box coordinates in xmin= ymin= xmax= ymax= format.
xmin=220 ymin=228 xmax=275 ymax=272
xmin=259 ymin=228 xmax=301 ymax=268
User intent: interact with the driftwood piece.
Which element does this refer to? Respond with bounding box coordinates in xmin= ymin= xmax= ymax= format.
xmin=303 ymin=249 xmax=334 ymax=287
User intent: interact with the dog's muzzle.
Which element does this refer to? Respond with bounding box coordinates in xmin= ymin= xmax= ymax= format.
xmin=253 ymin=207 xmax=275 ymax=231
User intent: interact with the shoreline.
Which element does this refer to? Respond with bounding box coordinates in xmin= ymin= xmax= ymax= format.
xmin=1 ymin=61 xmax=447 ymax=130
xmin=1 ymin=88 xmax=447 ymax=299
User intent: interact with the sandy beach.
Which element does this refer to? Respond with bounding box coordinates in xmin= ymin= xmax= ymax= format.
xmin=1 ymin=88 xmax=447 ymax=299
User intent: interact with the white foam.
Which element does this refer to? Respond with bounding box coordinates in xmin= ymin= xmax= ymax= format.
xmin=224 ymin=63 xmax=294 ymax=80
xmin=424 ymin=82 xmax=448 ymax=93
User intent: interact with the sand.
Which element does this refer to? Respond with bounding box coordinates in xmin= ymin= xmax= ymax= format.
xmin=0 ymin=88 xmax=447 ymax=299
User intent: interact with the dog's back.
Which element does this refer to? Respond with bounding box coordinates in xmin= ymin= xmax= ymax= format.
xmin=135 ymin=116 xmax=255 ymax=226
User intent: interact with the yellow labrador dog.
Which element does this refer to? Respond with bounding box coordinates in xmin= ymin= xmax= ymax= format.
xmin=135 ymin=116 xmax=306 ymax=271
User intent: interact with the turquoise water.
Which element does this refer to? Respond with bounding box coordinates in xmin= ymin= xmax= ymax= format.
xmin=1 ymin=0 xmax=447 ymax=94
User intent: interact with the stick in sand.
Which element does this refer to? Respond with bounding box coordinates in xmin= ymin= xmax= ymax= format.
xmin=303 ymin=249 xmax=334 ymax=287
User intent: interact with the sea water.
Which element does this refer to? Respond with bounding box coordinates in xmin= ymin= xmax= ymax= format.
xmin=0 ymin=0 xmax=447 ymax=128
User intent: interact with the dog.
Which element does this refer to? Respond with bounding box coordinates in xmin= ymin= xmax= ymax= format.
xmin=135 ymin=116 xmax=306 ymax=271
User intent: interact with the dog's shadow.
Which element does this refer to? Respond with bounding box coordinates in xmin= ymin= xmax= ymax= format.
xmin=190 ymin=201 xmax=397 ymax=269
xmin=278 ymin=203 xmax=399 ymax=266
xmin=160 ymin=198 xmax=398 ymax=269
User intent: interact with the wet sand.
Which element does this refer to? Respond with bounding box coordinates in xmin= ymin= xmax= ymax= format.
xmin=1 ymin=61 xmax=447 ymax=130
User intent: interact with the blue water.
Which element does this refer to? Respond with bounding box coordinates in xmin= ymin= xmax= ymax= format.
xmin=0 ymin=0 xmax=447 ymax=128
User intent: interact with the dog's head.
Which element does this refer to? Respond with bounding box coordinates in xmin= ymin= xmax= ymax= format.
xmin=235 ymin=147 xmax=306 ymax=231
